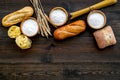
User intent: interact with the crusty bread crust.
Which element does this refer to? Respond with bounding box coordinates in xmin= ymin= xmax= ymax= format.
xmin=2 ymin=6 xmax=34 ymax=27
xmin=53 ymin=20 xmax=86 ymax=40
xmin=93 ymin=26 xmax=117 ymax=49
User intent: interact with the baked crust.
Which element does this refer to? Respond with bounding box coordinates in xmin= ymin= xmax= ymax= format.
xmin=2 ymin=6 xmax=34 ymax=27
xmin=93 ymin=26 xmax=117 ymax=49
xmin=53 ymin=20 xmax=86 ymax=40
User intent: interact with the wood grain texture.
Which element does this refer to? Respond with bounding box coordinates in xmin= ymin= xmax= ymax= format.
xmin=0 ymin=0 xmax=120 ymax=80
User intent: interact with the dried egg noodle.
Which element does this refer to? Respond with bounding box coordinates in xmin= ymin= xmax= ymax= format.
xmin=8 ymin=26 xmax=21 ymax=38
xmin=15 ymin=35 xmax=32 ymax=49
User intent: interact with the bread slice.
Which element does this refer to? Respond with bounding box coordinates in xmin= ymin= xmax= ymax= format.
xmin=93 ymin=26 xmax=117 ymax=49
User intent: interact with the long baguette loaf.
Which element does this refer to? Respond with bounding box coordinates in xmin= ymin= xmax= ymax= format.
xmin=53 ymin=20 xmax=86 ymax=40
xmin=2 ymin=6 xmax=34 ymax=27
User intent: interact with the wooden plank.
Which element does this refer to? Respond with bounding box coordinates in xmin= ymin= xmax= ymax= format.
xmin=0 ymin=0 xmax=120 ymax=79
xmin=0 ymin=63 xmax=120 ymax=80
xmin=0 ymin=0 xmax=120 ymax=63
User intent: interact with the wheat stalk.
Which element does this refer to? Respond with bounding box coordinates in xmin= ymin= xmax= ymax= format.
xmin=30 ymin=0 xmax=51 ymax=38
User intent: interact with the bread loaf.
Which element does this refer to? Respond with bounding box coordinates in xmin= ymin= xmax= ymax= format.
xmin=53 ymin=20 xmax=86 ymax=40
xmin=93 ymin=26 xmax=117 ymax=49
xmin=2 ymin=6 xmax=34 ymax=27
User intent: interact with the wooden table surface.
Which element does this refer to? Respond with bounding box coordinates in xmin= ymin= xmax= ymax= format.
xmin=0 ymin=0 xmax=120 ymax=80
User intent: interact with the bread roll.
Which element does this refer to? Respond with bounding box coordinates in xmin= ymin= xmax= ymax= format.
xmin=93 ymin=26 xmax=117 ymax=49
xmin=53 ymin=20 xmax=86 ymax=40
xmin=15 ymin=35 xmax=32 ymax=49
xmin=8 ymin=25 xmax=21 ymax=38
xmin=2 ymin=6 xmax=34 ymax=27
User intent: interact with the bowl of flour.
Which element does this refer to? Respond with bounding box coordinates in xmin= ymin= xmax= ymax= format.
xmin=87 ymin=10 xmax=106 ymax=29
xmin=49 ymin=7 xmax=68 ymax=27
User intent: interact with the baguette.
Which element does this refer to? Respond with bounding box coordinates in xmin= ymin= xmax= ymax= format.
xmin=53 ymin=20 xmax=86 ymax=40
xmin=2 ymin=6 xmax=34 ymax=27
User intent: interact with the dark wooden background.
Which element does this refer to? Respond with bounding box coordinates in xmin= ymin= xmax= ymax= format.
xmin=0 ymin=0 xmax=120 ymax=80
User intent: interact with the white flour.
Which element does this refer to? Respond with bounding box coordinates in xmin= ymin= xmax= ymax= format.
xmin=88 ymin=12 xmax=105 ymax=29
xmin=49 ymin=9 xmax=67 ymax=26
xmin=22 ymin=19 xmax=38 ymax=37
